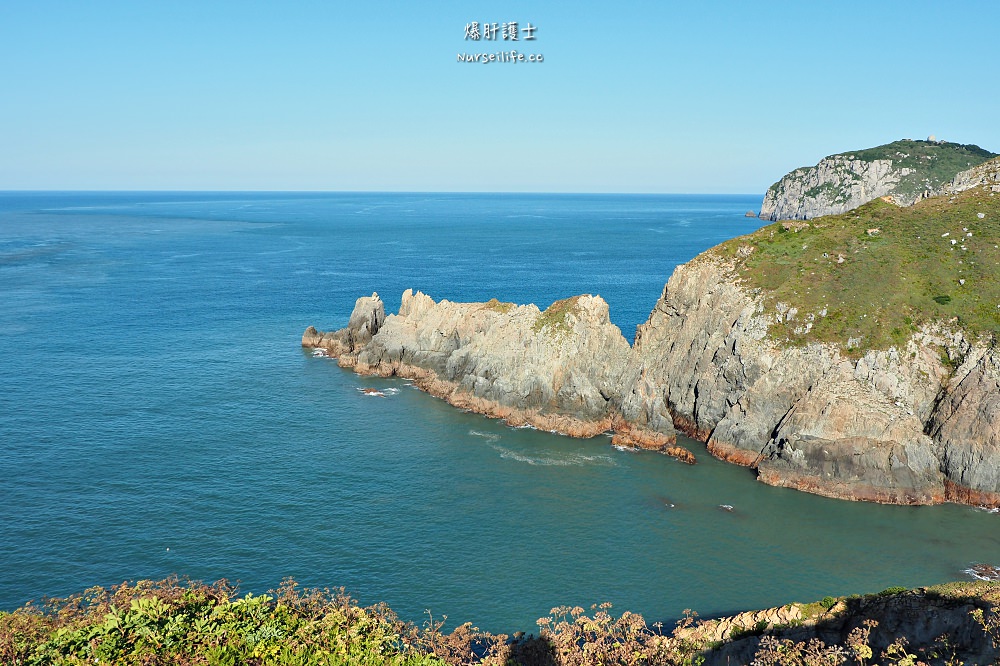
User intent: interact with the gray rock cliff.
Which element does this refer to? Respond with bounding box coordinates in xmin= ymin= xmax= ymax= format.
xmin=759 ymin=139 xmax=997 ymax=221
xmin=624 ymin=253 xmax=1000 ymax=506
xmin=304 ymin=289 xmax=694 ymax=461
xmin=303 ymin=154 xmax=1000 ymax=507
xmin=947 ymin=155 xmax=1000 ymax=194
xmin=760 ymin=155 xmax=911 ymax=221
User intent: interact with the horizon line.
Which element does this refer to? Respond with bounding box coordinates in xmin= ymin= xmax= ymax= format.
xmin=0 ymin=188 xmax=765 ymax=197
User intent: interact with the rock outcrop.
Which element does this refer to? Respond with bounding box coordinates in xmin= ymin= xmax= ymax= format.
xmin=303 ymin=292 xmax=385 ymax=356
xmin=304 ymin=290 xmax=695 ymax=462
xmin=760 ymin=154 xmax=912 ymax=221
xmin=947 ymin=155 xmax=1000 ymax=194
xmin=623 ymin=255 xmax=1000 ymax=505
xmin=759 ymin=139 xmax=996 ymax=221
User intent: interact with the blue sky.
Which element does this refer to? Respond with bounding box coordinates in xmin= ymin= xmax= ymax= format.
xmin=2 ymin=1 xmax=998 ymax=193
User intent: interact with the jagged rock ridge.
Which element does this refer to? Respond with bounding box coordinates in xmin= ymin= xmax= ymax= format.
xmin=304 ymin=272 xmax=1000 ymax=507
xmin=304 ymin=289 xmax=693 ymax=462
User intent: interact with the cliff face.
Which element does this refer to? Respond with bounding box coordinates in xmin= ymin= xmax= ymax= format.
xmin=759 ymin=139 xmax=997 ymax=221
xmin=760 ymin=156 xmax=911 ymax=221
xmin=625 ymin=255 xmax=1000 ymax=505
xmin=304 ymin=289 xmax=693 ymax=461
xmin=947 ymin=155 xmax=1000 ymax=194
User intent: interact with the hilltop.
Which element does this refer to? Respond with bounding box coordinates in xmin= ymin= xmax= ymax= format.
xmin=760 ymin=139 xmax=996 ymax=221
xmin=717 ymin=173 xmax=1000 ymax=352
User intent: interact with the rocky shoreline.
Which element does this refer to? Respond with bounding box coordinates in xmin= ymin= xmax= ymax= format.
xmin=303 ymin=290 xmax=695 ymax=463
xmin=304 ymin=274 xmax=1000 ymax=508
xmin=304 ymin=154 xmax=1000 ymax=508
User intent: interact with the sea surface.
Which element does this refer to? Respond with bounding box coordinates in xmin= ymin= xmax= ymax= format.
xmin=2 ymin=191 xmax=998 ymax=633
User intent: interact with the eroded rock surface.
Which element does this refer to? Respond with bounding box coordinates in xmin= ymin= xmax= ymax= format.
xmin=760 ymin=155 xmax=912 ymax=221
xmin=947 ymin=155 xmax=1000 ymax=194
xmin=759 ymin=140 xmax=997 ymax=221
xmin=624 ymin=255 xmax=1000 ymax=506
xmin=305 ymin=290 xmax=694 ymax=462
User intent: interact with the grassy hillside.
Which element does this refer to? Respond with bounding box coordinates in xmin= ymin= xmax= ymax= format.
xmin=715 ymin=181 xmax=1000 ymax=353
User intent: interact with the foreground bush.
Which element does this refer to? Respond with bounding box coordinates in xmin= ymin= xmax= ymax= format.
xmin=2 ymin=578 xmax=999 ymax=665
xmin=0 ymin=578 xmax=443 ymax=666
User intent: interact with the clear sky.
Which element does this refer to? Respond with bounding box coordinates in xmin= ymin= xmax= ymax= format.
xmin=2 ymin=1 xmax=998 ymax=193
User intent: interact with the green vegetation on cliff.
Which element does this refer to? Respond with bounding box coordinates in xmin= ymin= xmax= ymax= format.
xmin=481 ymin=298 xmax=515 ymax=314
xmin=840 ymin=139 xmax=995 ymax=199
xmin=769 ymin=139 xmax=997 ymax=202
xmin=3 ymin=578 xmax=1000 ymax=665
xmin=532 ymin=296 xmax=582 ymax=337
xmin=716 ymin=183 xmax=1000 ymax=353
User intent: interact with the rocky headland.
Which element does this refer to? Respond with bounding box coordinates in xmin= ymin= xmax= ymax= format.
xmin=305 ymin=149 xmax=1000 ymax=508
xmin=759 ymin=139 xmax=996 ymax=221
xmin=304 ymin=289 xmax=693 ymax=461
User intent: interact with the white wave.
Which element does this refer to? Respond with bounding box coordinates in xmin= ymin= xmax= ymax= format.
xmin=383 ymin=387 xmax=400 ymax=395
xmin=311 ymin=349 xmax=329 ymax=357
xmin=469 ymin=430 xmax=500 ymax=442
xmin=356 ymin=388 xmax=385 ymax=397
xmin=613 ymin=444 xmax=638 ymax=452
xmin=490 ymin=444 xmax=615 ymax=467
xmin=965 ymin=563 xmax=1000 ymax=581
xmin=576 ymin=454 xmax=616 ymax=464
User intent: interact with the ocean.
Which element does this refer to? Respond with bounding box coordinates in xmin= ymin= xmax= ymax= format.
xmin=1 ymin=191 xmax=998 ymax=633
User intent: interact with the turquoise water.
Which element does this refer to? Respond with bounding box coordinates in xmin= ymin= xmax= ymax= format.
xmin=2 ymin=191 xmax=998 ymax=633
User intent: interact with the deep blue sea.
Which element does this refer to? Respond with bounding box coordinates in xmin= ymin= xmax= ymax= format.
xmin=2 ymin=191 xmax=999 ymax=633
